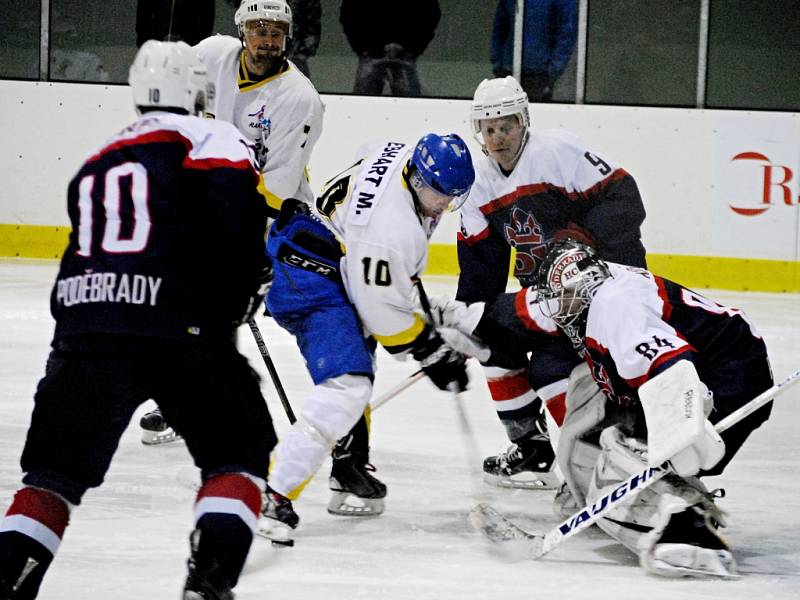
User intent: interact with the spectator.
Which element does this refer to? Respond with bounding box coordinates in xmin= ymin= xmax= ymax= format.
xmin=136 ymin=0 xmax=215 ymax=47
xmin=287 ymin=0 xmax=321 ymax=78
xmin=491 ymin=0 xmax=577 ymax=102
xmin=340 ymin=0 xmax=441 ymax=97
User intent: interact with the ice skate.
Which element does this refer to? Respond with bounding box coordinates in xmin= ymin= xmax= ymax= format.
xmin=139 ymin=407 xmax=182 ymax=445
xmin=256 ymin=488 xmax=298 ymax=546
xmin=643 ymin=506 xmax=737 ymax=578
xmin=327 ymin=451 xmax=386 ymax=516
xmin=483 ymin=435 xmax=558 ymax=490
xmin=183 ymin=532 xmax=234 ymax=600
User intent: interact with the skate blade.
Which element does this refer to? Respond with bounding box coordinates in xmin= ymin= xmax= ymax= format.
xmin=141 ymin=428 xmax=183 ymax=445
xmin=256 ymin=517 xmax=295 ymax=547
xmin=483 ymin=471 xmax=558 ymax=490
xmin=327 ymin=491 xmax=385 ymax=516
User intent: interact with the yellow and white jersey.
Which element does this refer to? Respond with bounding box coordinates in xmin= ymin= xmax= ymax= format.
xmin=195 ymin=35 xmax=324 ymax=211
xmin=313 ymin=141 xmax=430 ymax=355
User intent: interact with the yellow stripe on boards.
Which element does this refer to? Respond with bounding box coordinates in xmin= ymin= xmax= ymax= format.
xmin=424 ymin=244 xmax=800 ymax=293
xmin=1 ymin=225 xmax=798 ymax=293
xmin=0 ymin=224 xmax=69 ymax=259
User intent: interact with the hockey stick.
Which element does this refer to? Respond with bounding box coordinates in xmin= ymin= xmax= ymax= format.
xmin=247 ymin=318 xmax=297 ymax=424
xmin=414 ymin=279 xmax=482 ymax=465
xmin=371 ymin=369 xmax=426 ymax=410
xmin=470 ymin=367 xmax=800 ymax=559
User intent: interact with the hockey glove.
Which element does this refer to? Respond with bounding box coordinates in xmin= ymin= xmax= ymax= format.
xmin=412 ymin=331 xmax=469 ymax=392
xmin=237 ymin=258 xmax=273 ymax=326
xmin=428 ymin=296 xmax=485 ymax=336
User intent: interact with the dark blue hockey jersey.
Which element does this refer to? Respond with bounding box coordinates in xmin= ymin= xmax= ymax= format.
xmin=51 ymin=111 xmax=268 ymax=344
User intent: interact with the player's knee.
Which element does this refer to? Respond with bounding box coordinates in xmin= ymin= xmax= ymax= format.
xmin=21 ymin=470 xmax=87 ymax=507
xmin=300 ymin=373 xmax=372 ymax=443
xmin=195 ymin=472 xmax=264 ymax=530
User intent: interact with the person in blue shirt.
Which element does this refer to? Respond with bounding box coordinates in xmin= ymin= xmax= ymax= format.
xmin=491 ymin=0 xmax=578 ymax=102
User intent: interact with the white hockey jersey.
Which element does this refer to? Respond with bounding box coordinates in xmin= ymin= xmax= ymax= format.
xmin=456 ymin=128 xmax=646 ymax=301
xmin=194 ymin=35 xmax=324 ymax=210
xmin=516 ymin=263 xmax=765 ymax=405
xmin=313 ymin=141 xmax=430 ymax=353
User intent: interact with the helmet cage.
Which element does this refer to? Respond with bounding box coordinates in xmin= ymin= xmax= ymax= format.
xmin=536 ymin=240 xmax=610 ymax=345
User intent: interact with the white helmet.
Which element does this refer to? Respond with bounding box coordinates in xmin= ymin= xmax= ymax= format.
xmin=235 ymin=0 xmax=293 ymax=40
xmin=470 ymin=76 xmax=530 ymax=145
xmin=129 ymin=40 xmax=211 ymax=116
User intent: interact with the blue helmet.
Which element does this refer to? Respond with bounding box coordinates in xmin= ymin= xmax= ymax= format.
xmin=410 ymin=133 xmax=475 ymax=198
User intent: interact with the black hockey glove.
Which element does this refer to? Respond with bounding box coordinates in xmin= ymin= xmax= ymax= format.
xmin=237 ymin=258 xmax=273 ymax=326
xmin=412 ymin=331 xmax=469 ymax=393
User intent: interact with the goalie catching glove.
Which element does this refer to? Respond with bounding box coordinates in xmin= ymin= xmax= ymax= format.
xmin=639 ymin=360 xmax=725 ymax=477
xmin=412 ymin=326 xmax=469 ymax=392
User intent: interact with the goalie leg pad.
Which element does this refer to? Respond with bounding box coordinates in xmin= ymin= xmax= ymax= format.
xmin=585 ymin=425 xmax=733 ymax=577
xmin=554 ymin=363 xmax=607 ymax=505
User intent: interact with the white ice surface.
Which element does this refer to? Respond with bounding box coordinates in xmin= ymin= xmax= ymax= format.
xmin=1 ymin=260 xmax=799 ymax=599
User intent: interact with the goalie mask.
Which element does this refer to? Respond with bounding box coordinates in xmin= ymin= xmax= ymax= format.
xmin=129 ymin=40 xmax=212 ymax=117
xmin=536 ymin=239 xmax=611 ymax=346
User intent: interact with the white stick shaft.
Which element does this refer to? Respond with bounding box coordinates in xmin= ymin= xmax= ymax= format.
xmin=370 ymin=370 xmax=425 ymax=411
xmin=534 ymin=368 xmax=800 ymax=558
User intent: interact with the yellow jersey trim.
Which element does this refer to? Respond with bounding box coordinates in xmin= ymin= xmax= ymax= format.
xmin=237 ymin=53 xmax=290 ymax=92
xmin=373 ymin=313 xmax=427 ymax=347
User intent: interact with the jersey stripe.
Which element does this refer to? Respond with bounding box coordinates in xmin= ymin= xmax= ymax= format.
xmin=457 ymin=225 xmax=491 ymax=246
xmin=373 ymin=313 xmax=426 ymax=349
xmin=476 ymin=169 xmax=631 ymax=218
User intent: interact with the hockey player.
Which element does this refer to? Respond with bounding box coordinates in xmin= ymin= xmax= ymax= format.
xmin=0 ymin=42 xmax=275 ymax=599
xmin=140 ymin=1 xmax=380 ymax=513
xmin=140 ymin=0 xmax=324 ymax=446
xmin=458 ymin=76 xmax=647 ymax=489
xmin=258 ymin=134 xmax=474 ymax=537
xmin=436 ymin=239 xmax=774 ymax=577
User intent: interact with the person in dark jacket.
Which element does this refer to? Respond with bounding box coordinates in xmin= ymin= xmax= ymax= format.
xmin=491 ymin=0 xmax=577 ymax=101
xmin=340 ymin=0 xmax=441 ymax=96
xmin=136 ymin=0 xmax=215 ymax=47
xmin=287 ymin=0 xmax=321 ymax=78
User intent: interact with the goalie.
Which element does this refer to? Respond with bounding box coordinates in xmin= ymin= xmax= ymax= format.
xmin=433 ymin=239 xmax=773 ymax=577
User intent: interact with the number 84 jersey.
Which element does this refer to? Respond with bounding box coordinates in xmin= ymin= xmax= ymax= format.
xmin=573 ymin=264 xmax=767 ymax=406
xmin=313 ymin=141 xmax=432 ymax=356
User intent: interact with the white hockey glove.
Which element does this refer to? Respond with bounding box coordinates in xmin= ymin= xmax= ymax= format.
xmin=639 ymin=360 xmax=725 ymax=478
xmin=428 ymin=296 xmax=485 ymax=336
xmin=438 ymin=327 xmax=491 ymax=363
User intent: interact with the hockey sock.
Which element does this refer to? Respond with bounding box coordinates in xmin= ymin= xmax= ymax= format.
xmin=0 ymin=487 xmax=71 ymax=599
xmin=193 ymin=473 xmax=263 ymax=587
xmin=485 ymin=366 xmax=541 ymax=440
